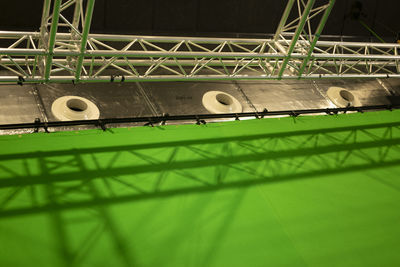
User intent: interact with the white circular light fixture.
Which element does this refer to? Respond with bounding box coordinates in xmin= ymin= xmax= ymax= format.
xmin=51 ymin=96 xmax=100 ymax=121
xmin=327 ymin=87 xmax=360 ymax=107
xmin=202 ymin=91 xmax=243 ymax=114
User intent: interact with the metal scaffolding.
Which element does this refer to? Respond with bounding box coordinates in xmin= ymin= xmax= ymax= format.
xmin=0 ymin=0 xmax=399 ymax=84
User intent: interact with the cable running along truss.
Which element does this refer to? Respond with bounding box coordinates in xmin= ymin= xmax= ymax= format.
xmin=0 ymin=0 xmax=399 ymax=84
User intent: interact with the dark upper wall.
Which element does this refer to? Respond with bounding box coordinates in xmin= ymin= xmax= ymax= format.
xmin=1 ymin=0 xmax=399 ymax=40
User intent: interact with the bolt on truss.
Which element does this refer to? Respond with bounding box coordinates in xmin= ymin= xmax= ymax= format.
xmin=0 ymin=0 xmax=399 ymax=84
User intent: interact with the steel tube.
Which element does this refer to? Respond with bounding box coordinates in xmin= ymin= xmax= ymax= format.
xmin=278 ymin=0 xmax=316 ymax=78
xmin=75 ymin=0 xmax=95 ymax=81
xmin=0 ymin=74 xmax=399 ymax=84
xmin=0 ymin=31 xmax=399 ymax=49
xmin=273 ymin=0 xmax=296 ymax=41
xmin=298 ymin=0 xmax=336 ymax=76
xmin=0 ymin=48 xmax=399 ymax=60
xmin=1 ymin=58 xmax=397 ymax=67
xmin=44 ymin=0 xmax=62 ymax=81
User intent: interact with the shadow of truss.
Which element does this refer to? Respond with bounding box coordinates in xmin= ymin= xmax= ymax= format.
xmin=1 ymin=120 xmax=400 ymax=217
xmin=1 ymin=120 xmax=400 ymax=266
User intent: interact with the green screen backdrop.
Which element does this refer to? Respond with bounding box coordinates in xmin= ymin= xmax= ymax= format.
xmin=0 ymin=110 xmax=400 ymax=267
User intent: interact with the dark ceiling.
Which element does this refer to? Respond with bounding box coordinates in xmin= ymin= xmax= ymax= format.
xmin=1 ymin=0 xmax=399 ymax=40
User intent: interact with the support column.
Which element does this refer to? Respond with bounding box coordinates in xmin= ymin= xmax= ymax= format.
xmin=278 ymin=0 xmax=316 ymax=78
xmin=44 ymin=0 xmax=62 ymax=82
xmin=75 ymin=0 xmax=95 ymax=81
xmin=298 ymin=0 xmax=336 ymax=77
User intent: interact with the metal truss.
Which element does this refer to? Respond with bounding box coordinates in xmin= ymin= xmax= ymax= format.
xmin=0 ymin=0 xmax=399 ymax=84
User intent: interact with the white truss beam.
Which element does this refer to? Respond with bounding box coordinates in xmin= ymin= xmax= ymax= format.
xmin=0 ymin=0 xmax=398 ymax=84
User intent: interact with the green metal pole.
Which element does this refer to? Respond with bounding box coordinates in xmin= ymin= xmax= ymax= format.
xmin=38 ymin=0 xmax=52 ymax=75
xmin=278 ymin=0 xmax=316 ymax=78
xmin=44 ymin=0 xmax=62 ymax=82
xmin=67 ymin=0 xmax=83 ymax=69
xmin=359 ymin=19 xmax=385 ymax=43
xmin=298 ymin=0 xmax=336 ymax=77
xmin=75 ymin=0 xmax=96 ymax=81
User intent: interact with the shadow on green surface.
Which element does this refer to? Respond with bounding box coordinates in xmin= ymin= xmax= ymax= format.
xmin=1 ymin=120 xmax=400 ymax=217
xmin=1 ymin=120 xmax=400 ymax=267
xmin=1 ymin=120 xmax=399 ymax=162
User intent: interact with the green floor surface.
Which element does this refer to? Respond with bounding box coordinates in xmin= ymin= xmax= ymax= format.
xmin=0 ymin=110 xmax=400 ymax=267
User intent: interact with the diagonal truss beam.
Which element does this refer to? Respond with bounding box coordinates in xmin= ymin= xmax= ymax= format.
xmin=277 ymin=0 xmax=316 ymax=77
xmin=298 ymin=0 xmax=336 ymax=76
xmin=273 ymin=0 xmax=336 ymax=78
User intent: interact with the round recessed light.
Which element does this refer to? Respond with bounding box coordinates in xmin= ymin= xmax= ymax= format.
xmin=202 ymin=91 xmax=243 ymax=114
xmin=327 ymin=87 xmax=360 ymax=107
xmin=51 ymin=96 xmax=100 ymax=121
